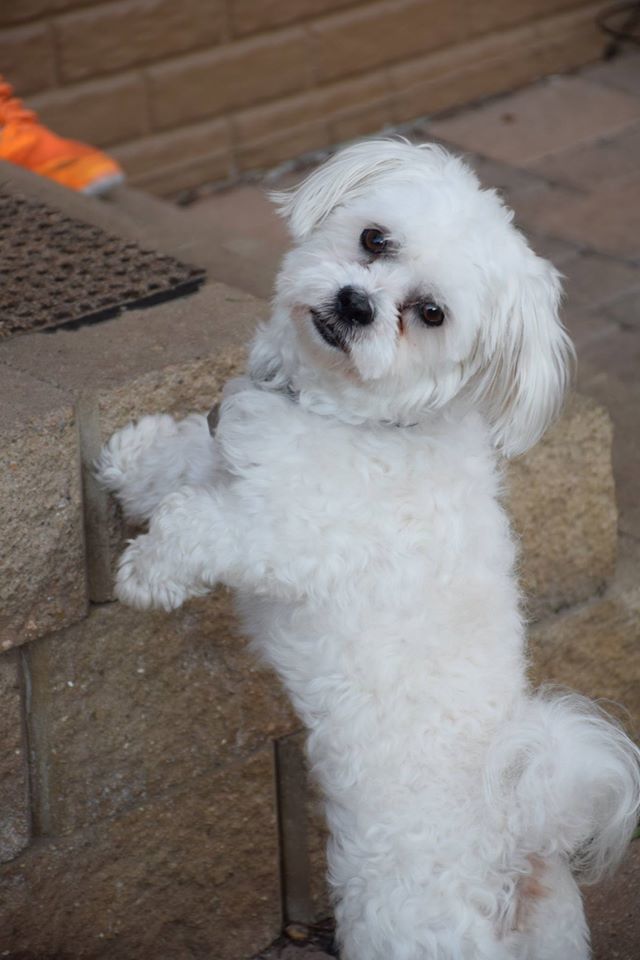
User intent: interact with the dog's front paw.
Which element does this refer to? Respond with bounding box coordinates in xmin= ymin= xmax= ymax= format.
xmin=115 ymin=536 xmax=189 ymax=612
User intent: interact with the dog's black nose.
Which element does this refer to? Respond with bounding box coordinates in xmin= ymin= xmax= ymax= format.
xmin=336 ymin=286 xmax=374 ymax=326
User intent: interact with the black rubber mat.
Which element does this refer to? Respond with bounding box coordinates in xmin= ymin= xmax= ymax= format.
xmin=0 ymin=185 xmax=206 ymax=339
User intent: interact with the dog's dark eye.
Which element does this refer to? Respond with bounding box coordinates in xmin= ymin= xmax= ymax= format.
xmin=420 ymin=301 xmax=445 ymax=327
xmin=360 ymin=227 xmax=388 ymax=256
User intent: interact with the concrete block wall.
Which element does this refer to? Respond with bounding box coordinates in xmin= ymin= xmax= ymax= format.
xmin=2 ymin=0 xmax=612 ymax=195
xmin=0 ymin=354 xmax=621 ymax=957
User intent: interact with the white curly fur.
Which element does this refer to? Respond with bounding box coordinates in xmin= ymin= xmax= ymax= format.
xmin=97 ymin=140 xmax=640 ymax=960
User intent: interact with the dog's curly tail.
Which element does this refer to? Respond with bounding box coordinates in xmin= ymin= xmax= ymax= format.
xmin=484 ymin=689 xmax=640 ymax=884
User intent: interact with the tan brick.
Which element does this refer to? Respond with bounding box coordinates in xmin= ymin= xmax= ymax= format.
xmin=392 ymin=3 xmax=609 ymax=126
xmin=463 ymin=0 xmax=592 ymax=38
xmin=147 ymin=27 xmax=312 ymax=130
xmin=324 ymin=72 xmax=394 ymax=143
xmin=232 ymin=89 xmax=329 ymax=171
xmin=0 ymin=750 xmax=282 ymax=960
xmin=0 ymin=651 xmax=29 ymax=862
xmin=230 ymin=0 xmax=354 ymax=36
xmin=112 ymin=116 xmax=234 ymax=194
xmin=0 ymin=0 xmax=55 ymax=25
xmin=239 ymin=118 xmax=330 ymax=173
xmin=309 ymin=0 xmax=463 ymax=84
xmin=55 ymin=0 xmax=226 ymax=82
xmin=232 ymin=72 xmax=394 ymax=172
xmin=0 ymin=22 xmax=56 ymax=95
xmin=28 ymin=73 xmax=148 ymax=148
xmin=26 ymin=591 xmax=295 ymax=835
xmin=0 ymin=368 xmax=87 ymax=652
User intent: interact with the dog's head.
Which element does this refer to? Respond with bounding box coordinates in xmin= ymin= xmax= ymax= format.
xmin=250 ymin=139 xmax=573 ymax=456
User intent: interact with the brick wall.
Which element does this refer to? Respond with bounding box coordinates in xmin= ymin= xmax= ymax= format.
xmin=2 ymin=0 xmax=610 ymax=195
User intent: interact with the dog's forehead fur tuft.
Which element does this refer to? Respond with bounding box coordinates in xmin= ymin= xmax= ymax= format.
xmin=270 ymin=138 xmax=483 ymax=241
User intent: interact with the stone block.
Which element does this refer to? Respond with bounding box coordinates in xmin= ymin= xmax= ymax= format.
xmin=529 ymin=123 xmax=640 ymax=192
xmin=561 ymin=252 xmax=640 ymax=312
xmin=530 ymin=587 xmax=640 ymax=730
xmin=229 ymin=0 xmax=353 ymax=37
xmin=429 ymin=75 xmax=640 ymax=167
xmin=391 ymin=3 xmax=607 ymax=127
xmin=0 ymin=0 xmax=55 ymax=25
xmin=0 ymin=651 xmax=30 ymax=862
xmin=514 ymin=174 xmax=640 ymax=261
xmin=0 ymin=368 xmax=87 ymax=651
xmin=0 ymin=749 xmax=283 ymax=960
xmin=88 ymin=350 xmax=247 ymax=600
xmin=147 ymin=29 xmax=312 ymax=131
xmin=112 ymin=117 xmax=233 ymax=195
xmin=29 ymin=73 xmax=149 ymax=149
xmin=506 ymin=393 xmax=617 ymax=620
xmin=0 ymin=21 xmax=56 ymax=95
xmin=309 ymin=0 xmax=461 ymax=85
xmin=26 ymin=590 xmax=295 ymax=835
xmin=55 ymin=0 xmax=226 ymax=82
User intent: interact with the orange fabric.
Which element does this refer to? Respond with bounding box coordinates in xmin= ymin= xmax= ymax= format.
xmin=0 ymin=78 xmax=124 ymax=194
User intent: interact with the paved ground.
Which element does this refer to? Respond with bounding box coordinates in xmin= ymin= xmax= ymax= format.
xmin=189 ymin=53 xmax=640 ymax=960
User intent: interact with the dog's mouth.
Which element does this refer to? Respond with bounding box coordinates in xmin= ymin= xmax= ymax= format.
xmin=309 ymin=308 xmax=350 ymax=353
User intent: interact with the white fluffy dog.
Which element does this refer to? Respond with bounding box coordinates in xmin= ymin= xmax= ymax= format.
xmin=97 ymin=141 xmax=640 ymax=960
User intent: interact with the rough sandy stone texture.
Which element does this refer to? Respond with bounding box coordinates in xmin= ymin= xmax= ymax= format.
xmin=530 ymin=587 xmax=640 ymax=730
xmin=0 ymin=369 xmax=87 ymax=651
xmin=585 ymin=841 xmax=640 ymax=960
xmin=0 ymin=749 xmax=282 ymax=960
xmin=97 ymin=348 xmax=246 ymax=436
xmin=26 ymin=589 xmax=295 ymax=836
xmin=0 ymin=651 xmax=30 ymax=861
xmin=506 ymin=394 xmax=617 ymax=620
xmin=429 ymin=75 xmax=640 ymax=166
xmin=90 ymin=350 xmax=247 ymax=602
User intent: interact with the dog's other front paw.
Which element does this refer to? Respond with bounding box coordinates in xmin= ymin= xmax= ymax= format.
xmin=115 ymin=536 xmax=190 ymax=612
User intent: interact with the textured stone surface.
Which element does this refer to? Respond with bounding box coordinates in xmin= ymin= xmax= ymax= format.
xmin=528 ymin=122 xmax=640 ymax=191
xmin=26 ymin=590 xmax=295 ymax=835
xmin=506 ymin=394 xmax=617 ymax=620
xmin=147 ymin=28 xmax=313 ymax=130
xmin=0 ymin=749 xmax=283 ymax=960
xmin=429 ymin=75 xmax=640 ymax=166
xmin=97 ymin=346 xmax=246 ymax=435
xmin=0 ymin=21 xmax=56 ymax=95
xmin=91 ymin=350 xmax=247 ymax=600
xmin=29 ymin=73 xmax=149 ymax=149
xmin=520 ymin=174 xmax=640 ymax=261
xmin=112 ymin=118 xmax=234 ymax=196
xmin=0 ymin=285 xmax=259 ymax=398
xmin=530 ymin=587 xmax=640 ymax=729
xmin=0 ymin=651 xmax=30 ymax=862
xmin=55 ymin=0 xmax=226 ymax=82
xmin=0 ymin=375 xmax=87 ymax=651
xmin=585 ymin=842 xmax=640 ymax=960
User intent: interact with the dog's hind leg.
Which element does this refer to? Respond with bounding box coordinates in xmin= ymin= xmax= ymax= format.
xmin=96 ymin=413 xmax=216 ymax=524
xmin=521 ymin=858 xmax=589 ymax=960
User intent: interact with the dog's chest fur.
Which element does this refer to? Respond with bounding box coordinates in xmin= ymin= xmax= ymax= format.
xmin=220 ymin=385 xmax=525 ymax=746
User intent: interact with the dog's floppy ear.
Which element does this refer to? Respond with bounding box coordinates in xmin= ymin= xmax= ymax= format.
xmin=270 ymin=139 xmax=448 ymax=241
xmin=473 ymin=253 xmax=574 ymax=458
